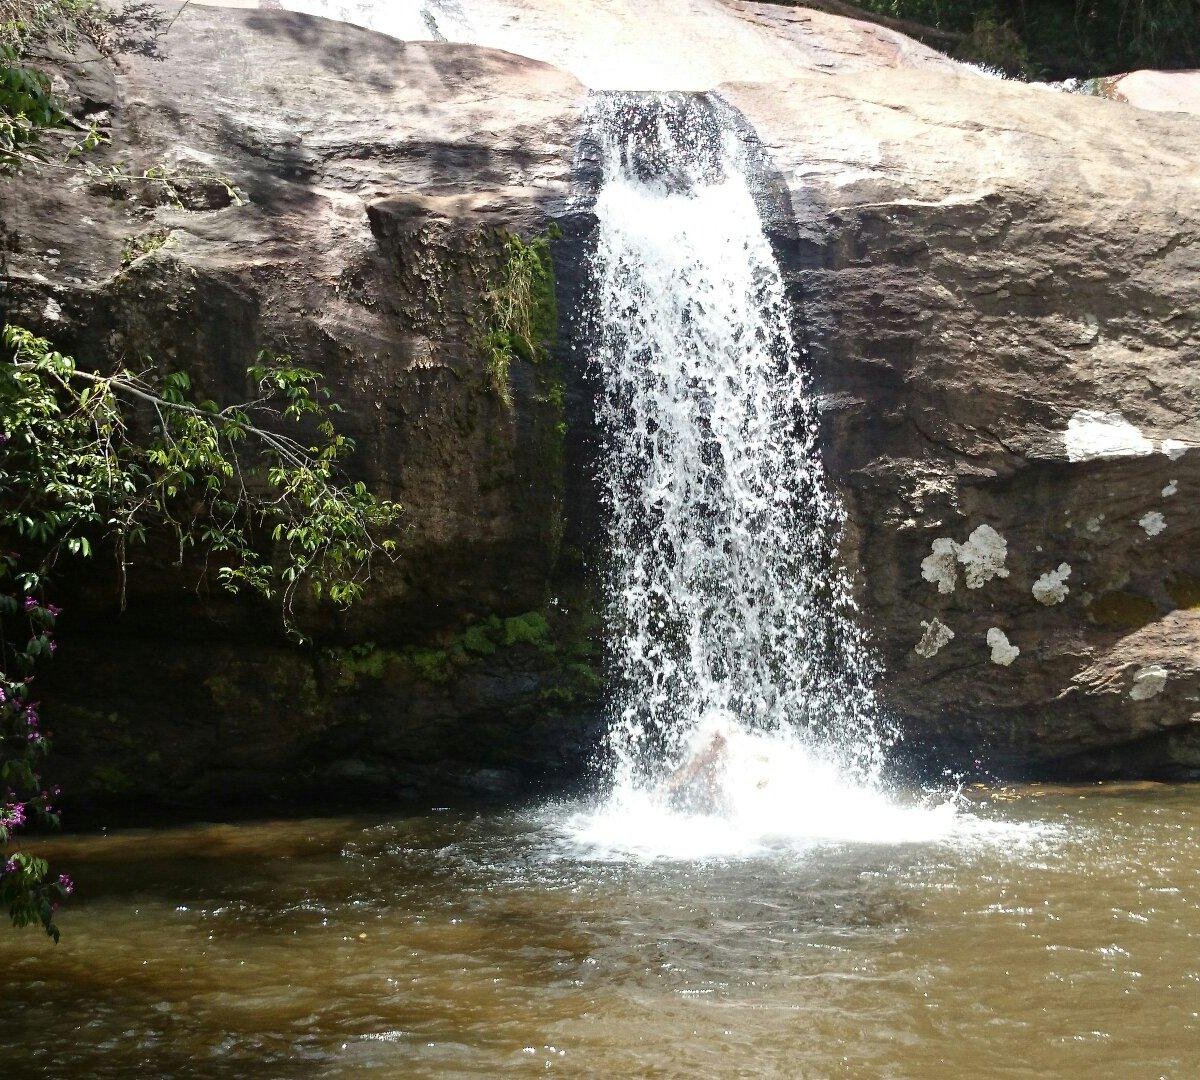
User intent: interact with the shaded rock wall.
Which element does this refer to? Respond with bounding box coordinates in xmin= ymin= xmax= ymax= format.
xmin=1 ymin=7 xmax=602 ymax=811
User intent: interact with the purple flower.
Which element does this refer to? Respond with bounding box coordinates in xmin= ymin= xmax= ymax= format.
xmin=2 ymin=858 xmax=16 ymax=876
xmin=3 ymin=802 xmax=27 ymax=828
xmin=57 ymin=874 xmax=74 ymax=895
xmin=22 ymin=596 xmax=38 ymax=611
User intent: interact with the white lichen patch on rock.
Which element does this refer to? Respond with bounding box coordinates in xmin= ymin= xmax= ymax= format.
xmin=921 ymin=524 xmax=1010 ymax=593
xmin=915 ymin=618 xmax=955 ymax=658
xmin=1063 ymin=410 xmax=1155 ymax=462
xmin=1139 ymin=511 xmax=1167 ymax=537
xmin=921 ymin=525 xmax=1010 ymax=593
xmin=957 ymin=525 xmax=1010 ymax=588
xmin=1162 ymin=479 xmax=1178 ymax=497
xmin=1085 ymin=514 xmax=1104 ymax=533
xmin=920 ymin=537 xmax=961 ymax=594
xmin=1162 ymin=439 xmax=1189 ymax=461
xmin=1077 ymin=312 xmax=1101 ymax=344
xmin=1130 ymin=664 xmax=1168 ymax=701
xmin=1032 ymin=563 xmax=1071 ymax=605
xmin=986 ymin=627 xmax=1019 ymax=666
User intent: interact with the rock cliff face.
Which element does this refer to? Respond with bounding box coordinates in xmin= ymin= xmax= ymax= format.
xmin=2 ymin=7 xmax=598 ymax=809
xmin=717 ymin=67 xmax=1200 ymax=776
xmin=3 ymin=1 xmax=1199 ymax=807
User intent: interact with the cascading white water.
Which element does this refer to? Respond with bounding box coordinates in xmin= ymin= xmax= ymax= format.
xmin=590 ymin=94 xmax=888 ymax=783
xmin=567 ymin=94 xmax=964 ymax=858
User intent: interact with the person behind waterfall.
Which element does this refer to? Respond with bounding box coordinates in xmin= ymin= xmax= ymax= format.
xmin=661 ymin=728 xmax=730 ymax=814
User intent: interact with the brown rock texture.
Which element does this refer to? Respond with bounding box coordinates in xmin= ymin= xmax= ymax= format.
xmin=1 ymin=6 xmax=599 ymax=810
xmin=720 ymin=65 xmax=1200 ymax=776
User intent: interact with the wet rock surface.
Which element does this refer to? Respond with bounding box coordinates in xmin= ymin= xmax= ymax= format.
xmin=1 ymin=6 xmax=597 ymax=811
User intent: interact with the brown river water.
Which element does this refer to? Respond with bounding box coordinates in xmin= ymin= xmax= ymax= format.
xmin=2 ymin=784 xmax=1199 ymax=1078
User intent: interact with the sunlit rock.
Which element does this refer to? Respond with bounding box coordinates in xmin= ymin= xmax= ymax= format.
xmin=1062 ymin=411 xmax=1155 ymax=463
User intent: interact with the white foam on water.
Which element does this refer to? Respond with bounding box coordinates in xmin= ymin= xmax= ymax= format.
xmin=561 ymin=724 xmax=972 ymax=861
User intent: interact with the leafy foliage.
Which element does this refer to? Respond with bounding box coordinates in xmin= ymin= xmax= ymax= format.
xmin=1 ymin=0 xmax=242 ymax=202
xmin=1 ymin=326 xmax=401 ymax=937
xmin=2 ymin=326 xmax=401 ymax=625
xmin=481 ymin=230 xmax=558 ymax=406
xmin=0 ymin=0 xmax=108 ymax=46
xmin=1 ymin=597 xmax=71 ymax=940
xmin=0 ymin=41 xmax=61 ymax=162
xmin=0 ymin=0 xmax=110 ymax=161
xmin=833 ymin=0 xmax=1200 ymax=78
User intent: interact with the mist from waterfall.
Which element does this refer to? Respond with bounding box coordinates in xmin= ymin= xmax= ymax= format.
xmin=566 ymin=94 xmax=966 ymax=858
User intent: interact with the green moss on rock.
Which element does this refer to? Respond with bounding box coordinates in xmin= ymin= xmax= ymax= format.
xmin=406 ymin=647 xmax=454 ymax=684
xmin=479 ymin=228 xmax=559 ymax=405
xmin=332 ymin=643 xmax=393 ymax=686
xmin=91 ymin=764 xmax=135 ymax=796
xmin=121 ymin=227 xmax=171 ymax=267
xmin=502 ymin=610 xmax=551 ymax=648
xmin=458 ymin=622 xmax=500 ymax=656
xmin=1089 ymin=590 xmax=1160 ymax=629
xmin=1167 ymin=573 xmax=1200 ymax=610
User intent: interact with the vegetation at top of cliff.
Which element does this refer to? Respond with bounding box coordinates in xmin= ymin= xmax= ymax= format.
xmin=0 ymin=0 xmax=107 ymax=161
xmin=2 ymin=0 xmax=242 ymax=204
xmin=1 ymin=326 xmax=401 ymax=939
xmin=1 ymin=0 xmax=106 ymax=42
xmin=774 ymin=0 xmax=1200 ymax=78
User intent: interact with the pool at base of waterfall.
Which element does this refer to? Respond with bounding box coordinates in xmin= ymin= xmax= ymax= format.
xmin=3 ymin=785 xmax=1200 ymax=1077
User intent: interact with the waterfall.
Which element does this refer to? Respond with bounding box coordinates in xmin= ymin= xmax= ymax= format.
xmin=566 ymin=94 xmax=959 ymax=857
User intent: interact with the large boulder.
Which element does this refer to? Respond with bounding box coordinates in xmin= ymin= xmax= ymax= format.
xmin=1106 ymin=69 xmax=1200 ymax=117
xmin=720 ymin=65 xmax=1200 ymax=776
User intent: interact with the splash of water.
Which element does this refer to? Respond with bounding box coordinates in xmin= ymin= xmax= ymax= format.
xmin=565 ymin=94 xmax=965 ymax=857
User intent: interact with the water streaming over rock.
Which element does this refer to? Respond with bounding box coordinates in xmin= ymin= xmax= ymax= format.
xmin=281 ymin=0 xmax=469 ymax=41
xmin=567 ymin=94 xmax=949 ymax=856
